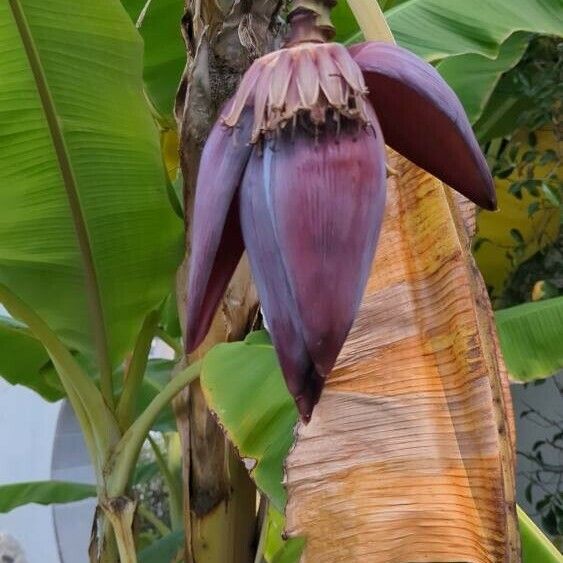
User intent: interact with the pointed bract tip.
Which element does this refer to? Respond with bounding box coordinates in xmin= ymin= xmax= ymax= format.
xmin=293 ymin=371 xmax=324 ymax=424
xmin=485 ymin=190 xmax=498 ymax=212
xmin=350 ymin=41 xmax=497 ymax=210
xmin=298 ymin=408 xmax=312 ymax=425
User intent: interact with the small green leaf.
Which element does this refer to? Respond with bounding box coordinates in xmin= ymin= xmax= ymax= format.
xmin=473 ymin=238 xmax=491 ymax=252
xmin=138 ymin=530 xmax=184 ymax=563
xmin=542 ymin=509 xmax=558 ymax=536
xmin=536 ymin=497 xmax=551 ymax=512
xmin=539 ymin=150 xmax=557 ymax=165
xmin=201 ymin=331 xmax=297 ymax=511
xmin=264 ymin=505 xmax=306 ymax=563
xmin=510 ymin=229 xmax=525 ymax=245
xmin=496 ymin=166 xmax=515 ymax=179
xmin=0 ymin=481 xmax=96 ymax=513
xmin=0 ymin=315 xmax=64 ymax=401
xmin=509 ymin=182 xmax=523 ymax=199
xmin=527 ymin=202 xmax=540 ymax=217
xmin=542 ymin=183 xmax=561 ymax=207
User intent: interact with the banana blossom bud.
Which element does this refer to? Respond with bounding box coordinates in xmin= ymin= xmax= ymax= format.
xmin=185 ymin=14 xmax=495 ymax=422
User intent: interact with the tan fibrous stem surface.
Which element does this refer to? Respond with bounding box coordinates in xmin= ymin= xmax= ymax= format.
xmin=285 ymin=152 xmax=520 ymax=562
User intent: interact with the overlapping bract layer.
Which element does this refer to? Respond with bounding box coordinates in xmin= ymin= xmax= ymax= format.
xmin=186 ymin=40 xmax=495 ymax=421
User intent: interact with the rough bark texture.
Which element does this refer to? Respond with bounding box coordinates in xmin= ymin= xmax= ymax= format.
xmin=173 ymin=0 xmax=281 ymax=560
xmin=285 ymin=151 xmax=520 ymax=562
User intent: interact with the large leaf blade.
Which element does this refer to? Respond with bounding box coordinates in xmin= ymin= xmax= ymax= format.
xmin=496 ymin=297 xmax=563 ymax=382
xmin=0 ymin=481 xmax=96 ymax=514
xmin=385 ymin=0 xmax=561 ymax=62
xmin=0 ymin=1 xmax=183 ymax=370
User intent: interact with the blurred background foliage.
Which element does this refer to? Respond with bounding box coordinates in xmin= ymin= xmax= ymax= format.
xmin=475 ymin=36 xmax=561 ymax=309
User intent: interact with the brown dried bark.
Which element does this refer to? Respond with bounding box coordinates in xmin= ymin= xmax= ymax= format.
xmin=173 ymin=0 xmax=281 ymax=560
xmin=285 ymin=152 xmax=520 ymax=562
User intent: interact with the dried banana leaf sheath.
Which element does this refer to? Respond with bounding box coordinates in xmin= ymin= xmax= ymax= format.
xmin=285 ymin=153 xmax=519 ymax=562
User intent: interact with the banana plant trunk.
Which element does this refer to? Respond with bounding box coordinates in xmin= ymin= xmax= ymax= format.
xmin=285 ymin=151 xmax=520 ymax=561
xmin=173 ymin=0 xmax=280 ymax=560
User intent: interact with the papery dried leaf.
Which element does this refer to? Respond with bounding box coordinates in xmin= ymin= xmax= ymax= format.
xmin=285 ymin=152 xmax=518 ymax=561
xmin=351 ymin=42 xmax=496 ymax=210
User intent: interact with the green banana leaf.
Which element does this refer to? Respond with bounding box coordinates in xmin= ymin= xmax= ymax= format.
xmin=496 ymin=297 xmax=563 ymax=383
xmin=0 ymin=481 xmax=96 ymax=513
xmin=384 ymin=0 xmax=561 ymax=127
xmin=138 ymin=530 xmax=184 ymax=563
xmin=377 ymin=0 xmax=409 ymax=10
xmin=0 ymin=315 xmax=64 ymax=401
xmin=263 ymin=505 xmax=306 ymax=563
xmin=518 ymin=506 xmax=563 ymax=563
xmin=201 ymin=331 xmax=297 ymax=511
xmin=436 ymin=32 xmax=531 ymax=124
xmin=120 ymin=0 xmax=186 ymax=121
xmin=385 ymin=0 xmax=561 ymax=62
xmin=473 ymin=72 xmax=536 ymax=142
xmin=0 ymin=1 xmax=183 ymax=371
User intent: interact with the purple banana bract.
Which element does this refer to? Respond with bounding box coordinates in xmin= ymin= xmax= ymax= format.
xmin=185 ymin=36 xmax=495 ymax=422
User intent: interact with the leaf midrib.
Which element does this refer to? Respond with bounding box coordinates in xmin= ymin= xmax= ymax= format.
xmin=8 ymin=0 xmax=113 ymax=402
